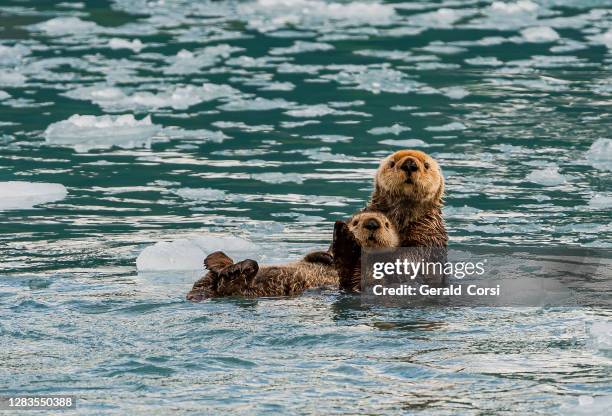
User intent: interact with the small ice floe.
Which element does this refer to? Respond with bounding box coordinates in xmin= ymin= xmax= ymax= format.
xmin=44 ymin=114 xmax=161 ymax=152
xmin=0 ymin=181 xmax=67 ymax=210
xmin=586 ymin=138 xmax=612 ymax=171
xmin=0 ymin=44 xmax=29 ymax=66
xmin=65 ymin=83 xmax=239 ymax=111
xmin=465 ymin=56 xmax=504 ymax=66
xmin=136 ymin=235 xmax=259 ymax=272
xmin=305 ymin=134 xmax=352 ymax=143
xmin=107 ymin=38 xmax=144 ymax=52
xmin=269 ymin=41 xmax=334 ymax=55
xmin=239 ymin=0 xmax=396 ymax=32
xmin=425 ymin=122 xmax=466 ymax=132
xmin=367 ymin=123 xmax=411 ymax=136
xmin=0 ymin=70 xmax=26 ymax=87
xmin=164 ymin=45 xmax=242 ymax=74
xmin=587 ymin=29 xmax=612 ymax=49
xmin=322 ymin=66 xmax=422 ymax=94
xmin=29 ymin=16 xmax=99 ymax=36
xmin=439 ymin=86 xmax=469 ymax=99
xmin=251 ymin=172 xmax=304 ymax=184
xmin=217 ymin=97 xmax=294 ymax=111
xmin=478 ymin=0 xmax=540 ymax=30
xmin=175 ymin=188 xmax=228 ymax=202
xmin=520 ymin=26 xmax=560 ymax=43
xmin=379 ymin=138 xmax=428 ymax=147
xmin=0 ymin=90 xmax=10 ymax=100
xmin=408 ymin=7 xmax=476 ymax=28
xmin=559 ymin=395 xmax=612 ymax=416
xmin=588 ymin=194 xmax=612 ymax=210
xmin=526 ymin=166 xmax=567 ymax=186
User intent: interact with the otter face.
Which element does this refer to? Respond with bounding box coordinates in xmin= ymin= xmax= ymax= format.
xmin=375 ymin=150 xmax=444 ymax=204
xmin=348 ymin=212 xmax=400 ymax=248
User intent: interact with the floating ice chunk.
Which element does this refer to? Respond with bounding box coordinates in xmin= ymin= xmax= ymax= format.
xmin=425 ymin=122 xmax=466 ymax=131
xmin=586 ymin=138 xmax=612 ymax=171
xmin=164 ymin=45 xmax=243 ymax=74
xmin=439 ymin=86 xmax=469 ymax=99
xmin=305 ymin=134 xmax=352 ymax=143
xmin=379 ymin=139 xmax=428 ymax=147
xmin=559 ymin=394 xmax=612 ymax=416
xmin=526 ymin=166 xmax=567 ymax=186
xmin=280 ymin=120 xmax=320 ymax=128
xmin=240 ymin=0 xmax=397 ymax=32
xmin=323 ymin=66 xmax=422 ymax=94
xmin=217 ymin=97 xmax=294 ymax=111
xmin=30 ymin=17 xmax=99 ymax=36
xmin=212 ymin=121 xmax=274 ymax=132
xmin=0 ymin=44 xmax=29 ymax=66
xmin=421 ymin=43 xmax=467 ymax=55
xmin=175 ymin=188 xmax=228 ymax=202
xmin=465 ymin=56 xmax=504 ymax=66
xmin=408 ymin=8 xmax=476 ymax=28
xmin=251 ymin=172 xmax=304 ymax=184
xmin=0 ymin=182 xmax=67 ymax=210
xmin=588 ymin=30 xmax=612 ymax=49
xmin=284 ymin=104 xmax=335 ymax=117
xmin=0 ymin=70 xmax=26 ymax=87
xmin=479 ymin=0 xmax=540 ymax=29
xmin=64 ymin=83 xmax=240 ymax=111
xmin=0 ymin=90 xmax=10 ymax=100
xmin=490 ymin=0 xmax=538 ymax=14
xmin=368 ymin=123 xmax=411 ymax=136
xmin=269 ymin=41 xmax=334 ymax=55
xmin=108 ymin=38 xmax=144 ymax=52
xmin=160 ymin=127 xmax=230 ymax=143
xmin=521 ymin=26 xmax=560 ymax=42
xmin=258 ymin=81 xmax=295 ymax=91
xmin=588 ymin=194 xmax=612 ymax=210
xmin=44 ymin=114 xmax=161 ymax=152
xmin=277 ymin=62 xmax=322 ymax=74
xmin=136 ymin=235 xmax=259 ymax=272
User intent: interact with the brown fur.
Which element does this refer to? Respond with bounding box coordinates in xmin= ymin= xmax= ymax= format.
xmin=187 ymin=212 xmax=398 ymax=300
xmin=366 ymin=150 xmax=447 ymax=247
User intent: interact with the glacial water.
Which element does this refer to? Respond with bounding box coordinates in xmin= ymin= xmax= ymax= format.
xmin=0 ymin=0 xmax=611 ymax=414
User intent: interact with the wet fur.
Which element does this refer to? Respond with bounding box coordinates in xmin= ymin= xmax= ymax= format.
xmin=366 ymin=150 xmax=447 ymax=247
xmin=333 ymin=150 xmax=448 ymax=291
xmin=187 ymin=212 xmax=398 ymax=300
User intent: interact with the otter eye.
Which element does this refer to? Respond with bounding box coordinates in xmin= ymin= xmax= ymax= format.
xmin=389 ymin=160 xmax=395 ymax=168
xmin=424 ymin=162 xmax=430 ymax=170
xmin=352 ymin=221 xmax=358 ymax=226
xmin=385 ymin=222 xmax=389 ymax=228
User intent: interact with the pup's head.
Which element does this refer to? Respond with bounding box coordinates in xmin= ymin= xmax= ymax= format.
xmin=348 ymin=211 xmax=399 ymax=248
xmin=375 ymin=150 xmax=444 ymax=205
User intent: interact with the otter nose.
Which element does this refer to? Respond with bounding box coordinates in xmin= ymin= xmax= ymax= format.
xmin=364 ymin=218 xmax=380 ymax=231
xmin=400 ymin=158 xmax=419 ymax=174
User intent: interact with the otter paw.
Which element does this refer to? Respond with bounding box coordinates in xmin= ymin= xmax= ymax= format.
xmin=186 ymin=290 xmax=205 ymax=302
xmin=332 ymin=221 xmax=361 ymax=260
xmin=218 ymin=259 xmax=259 ymax=282
xmin=303 ymin=251 xmax=334 ymax=265
xmin=204 ymin=251 xmax=234 ymax=273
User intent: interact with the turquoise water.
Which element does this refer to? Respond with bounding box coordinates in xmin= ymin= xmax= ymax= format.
xmin=1 ymin=0 xmax=611 ymax=414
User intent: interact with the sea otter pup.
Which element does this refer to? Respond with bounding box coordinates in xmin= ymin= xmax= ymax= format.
xmin=332 ymin=150 xmax=448 ymax=291
xmin=186 ymin=211 xmax=399 ymax=300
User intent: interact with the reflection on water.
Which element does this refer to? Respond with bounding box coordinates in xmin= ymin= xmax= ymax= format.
xmin=0 ymin=0 xmax=611 ymax=413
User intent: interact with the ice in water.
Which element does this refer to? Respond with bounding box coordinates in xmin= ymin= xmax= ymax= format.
xmin=44 ymin=114 xmax=161 ymax=152
xmin=0 ymin=181 xmax=67 ymax=210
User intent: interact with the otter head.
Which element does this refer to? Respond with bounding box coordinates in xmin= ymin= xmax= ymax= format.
xmin=348 ymin=212 xmax=399 ymax=248
xmin=375 ymin=149 xmax=444 ymax=205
